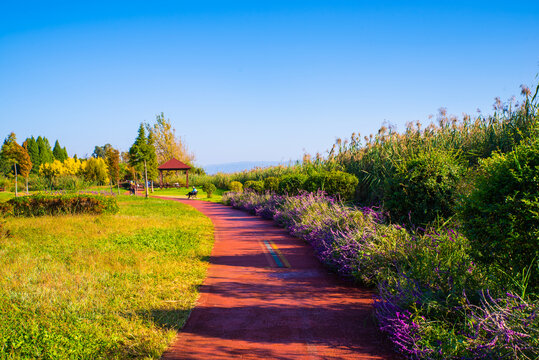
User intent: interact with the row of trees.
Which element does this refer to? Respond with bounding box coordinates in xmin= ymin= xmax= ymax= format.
xmin=0 ymin=113 xmax=199 ymax=195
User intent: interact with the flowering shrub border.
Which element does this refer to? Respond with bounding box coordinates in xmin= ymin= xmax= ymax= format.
xmin=0 ymin=193 xmax=119 ymax=217
xmin=222 ymin=190 xmax=538 ymax=359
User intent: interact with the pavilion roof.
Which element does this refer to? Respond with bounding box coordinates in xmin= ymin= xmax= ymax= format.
xmin=158 ymin=158 xmax=191 ymax=170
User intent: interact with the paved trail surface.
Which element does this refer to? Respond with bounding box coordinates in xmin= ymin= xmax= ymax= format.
xmin=160 ymin=198 xmax=398 ymax=360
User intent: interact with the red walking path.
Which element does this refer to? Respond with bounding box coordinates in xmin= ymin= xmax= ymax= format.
xmin=160 ymin=198 xmax=399 ymax=360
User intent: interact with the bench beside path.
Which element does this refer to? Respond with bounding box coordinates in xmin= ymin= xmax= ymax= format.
xmin=159 ymin=198 xmax=399 ymax=360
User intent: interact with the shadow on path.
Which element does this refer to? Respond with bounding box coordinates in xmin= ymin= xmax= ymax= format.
xmin=156 ymin=197 xmax=399 ymax=359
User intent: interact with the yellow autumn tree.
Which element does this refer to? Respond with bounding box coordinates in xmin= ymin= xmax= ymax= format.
xmin=39 ymin=160 xmax=65 ymax=189
xmin=151 ymin=113 xmax=195 ymax=165
xmin=62 ymin=157 xmax=82 ymax=175
xmin=81 ymin=157 xmax=109 ymax=185
xmin=1 ymin=133 xmax=32 ymax=195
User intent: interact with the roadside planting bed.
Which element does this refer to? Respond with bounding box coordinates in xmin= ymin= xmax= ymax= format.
xmin=223 ymin=191 xmax=538 ymax=359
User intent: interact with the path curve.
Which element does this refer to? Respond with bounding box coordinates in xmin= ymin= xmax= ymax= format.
xmin=160 ymin=198 xmax=399 ymax=360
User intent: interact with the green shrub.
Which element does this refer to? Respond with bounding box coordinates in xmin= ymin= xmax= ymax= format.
xmin=27 ymin=174 xmax=48 ymax=191
xmin=53 ymin=175 xmax=88 ymax=190
xmin=0 ymin=202 xmax=13 ymax=216
xmin=202 ymin=183 xmax=217 ymax=198
xmin=263 ymin=177 xmax=280 ymax=192
xmin=0 ymin=193 xmax=119 ymax=217
xmin=383 ymin=148 xmax=463 ymax=225
xmin=228 ymin=181 xmax=243 ymax=193
xmin=244 ymin=180 xmax=264 ymax=193
xmin=303 ymin=173 xmax=326 ymax=193
xmin=278 ymin=174 xmax=308 ymax=196
xmin=324 ymin=171 xmax=358 ymax=200
xmin=460 ymin=139 xmax=539 ymax=288
xmin=0 ymin=176 xmax=12 ymax=191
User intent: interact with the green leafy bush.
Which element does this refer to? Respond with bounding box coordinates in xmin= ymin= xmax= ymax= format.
xmin=244 ymin=180 xmax=264 ymax=193
xmin=278 ymin=174 xmax=308 ymax=196
xmin=263 ymin=177 xmax=280 ymax=192
xmin=383 ymin=148 xmax=463 ymax=225
xmin=27 ymin=174 xmax=48 ymax=191
xmin=324 ymin=171 xmax=358 ymax=200
xmin=303 ymin=173 xmax=325 ymax=193
xmin=228 ymin=181 xmax=243 ymax=193
xmin=460 ymin=139 xmax=539 ymax=287
xmin=202 ymin=183 xmax=217 ymax=198
xmin=53 ymin=175 xmax=88 ymax=190
xmin=0 ymin=176 xmax=12 ymax=191
xmin=302 ymin=171 xmax=358 ymax=200
xmin=0 ymin=193 xmax=119 ymax=217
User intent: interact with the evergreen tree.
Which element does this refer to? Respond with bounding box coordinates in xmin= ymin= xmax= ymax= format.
xmin=23 ymin=136 xmax=40 ymax=174
xmin=62 ymin=146 xmax=68 ymax=160
xmin=53 ymin=140 xmax=68 ymax=162
xmin=37 ymin=136 xmax=54 ymax=164
xmin=0 ymin=133 xmax=17 ymax=176
xmin=129 ymin=123 xmax=157 ymax=198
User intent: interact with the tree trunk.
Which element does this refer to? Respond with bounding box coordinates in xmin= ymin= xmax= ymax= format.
xmin=110 ymin=179 xmax=113 ymax=195
xmin=117 ymin=180 xmax=120 ymax=196
xmin=26 ymin=176 xmax=29 ymax=194
xmin=144 ymin=160 xmax=149 ymax=198
xmin=14 ymin=164 xmax=18 ymax=197
xmin=134 ymin=172 xmax=137 ymax=196
xmin=151 ymin=180 xmax=154 ymax=193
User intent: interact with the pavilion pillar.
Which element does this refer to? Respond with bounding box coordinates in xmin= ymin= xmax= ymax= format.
xmin=160 ymin=170 xmax=163 ymax=188
xmin=186 ymin=170 xmax=189 ymax=188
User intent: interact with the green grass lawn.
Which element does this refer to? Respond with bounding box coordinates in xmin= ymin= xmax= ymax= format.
xmin=0 ymin=195 xmax=214 ymax=359
xmin=0 ymin=191 xmax=13 ymax=202
xmin=150 ymin=187 xmax=226 ymax=203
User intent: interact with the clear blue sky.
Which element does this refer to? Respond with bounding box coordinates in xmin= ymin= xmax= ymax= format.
xmin=1 ymin=1 xmax=538 ymax=166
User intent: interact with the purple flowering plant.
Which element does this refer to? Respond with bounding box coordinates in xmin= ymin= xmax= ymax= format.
xmin=222 ymin=190 xmax=538 ymax=359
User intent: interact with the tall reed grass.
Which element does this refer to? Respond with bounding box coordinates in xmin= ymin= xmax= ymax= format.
xmin=327 ymin=84 xmax=539 ymax=208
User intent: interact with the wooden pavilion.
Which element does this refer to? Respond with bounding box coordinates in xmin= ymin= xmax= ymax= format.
xmin=158 ymin=158 xmax=191 ymax=188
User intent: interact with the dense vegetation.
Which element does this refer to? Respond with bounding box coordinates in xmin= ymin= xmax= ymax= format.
xmin=0 ymin=193 xmax=119 ymax=217
xmin=0 ymin=113 xmax=202 ymax=196
xmin=0 ymin=196 xmax=213 ymax=359
xmin=221 ymin=82 xmax=539 ymax=359
xmin=1 ymin=79 xmax=537 ymax=359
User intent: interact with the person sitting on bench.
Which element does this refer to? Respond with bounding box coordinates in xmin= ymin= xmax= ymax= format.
xmin=187 ymin=186 xmax=198 ymax=199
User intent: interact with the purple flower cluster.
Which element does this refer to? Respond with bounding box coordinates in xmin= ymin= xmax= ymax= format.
xmin=462 ymin=291 xmax=539 ymax=358
xmin=223 ymin=191 xmax=538 ymax=359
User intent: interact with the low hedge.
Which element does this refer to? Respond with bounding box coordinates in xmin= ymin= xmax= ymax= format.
xmin=263 ymin=177 xmax=280 ymax=192
xmin=244 ymin=180 xmax=265 ymax=193
xmin=278 ymin=174 xmax=308 ymax=196
xmin=228 ymin=181 xmax=243 ymax=193
xmin=0 ymin=193 xmax=119 ymax=217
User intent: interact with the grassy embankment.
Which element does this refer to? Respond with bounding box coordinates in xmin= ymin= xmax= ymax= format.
xmin=0 ymin=195 xmax=213 ymax=359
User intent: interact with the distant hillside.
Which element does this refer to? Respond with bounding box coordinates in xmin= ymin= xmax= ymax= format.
xmin=203 ymin=161 xmax=285 ymax=175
